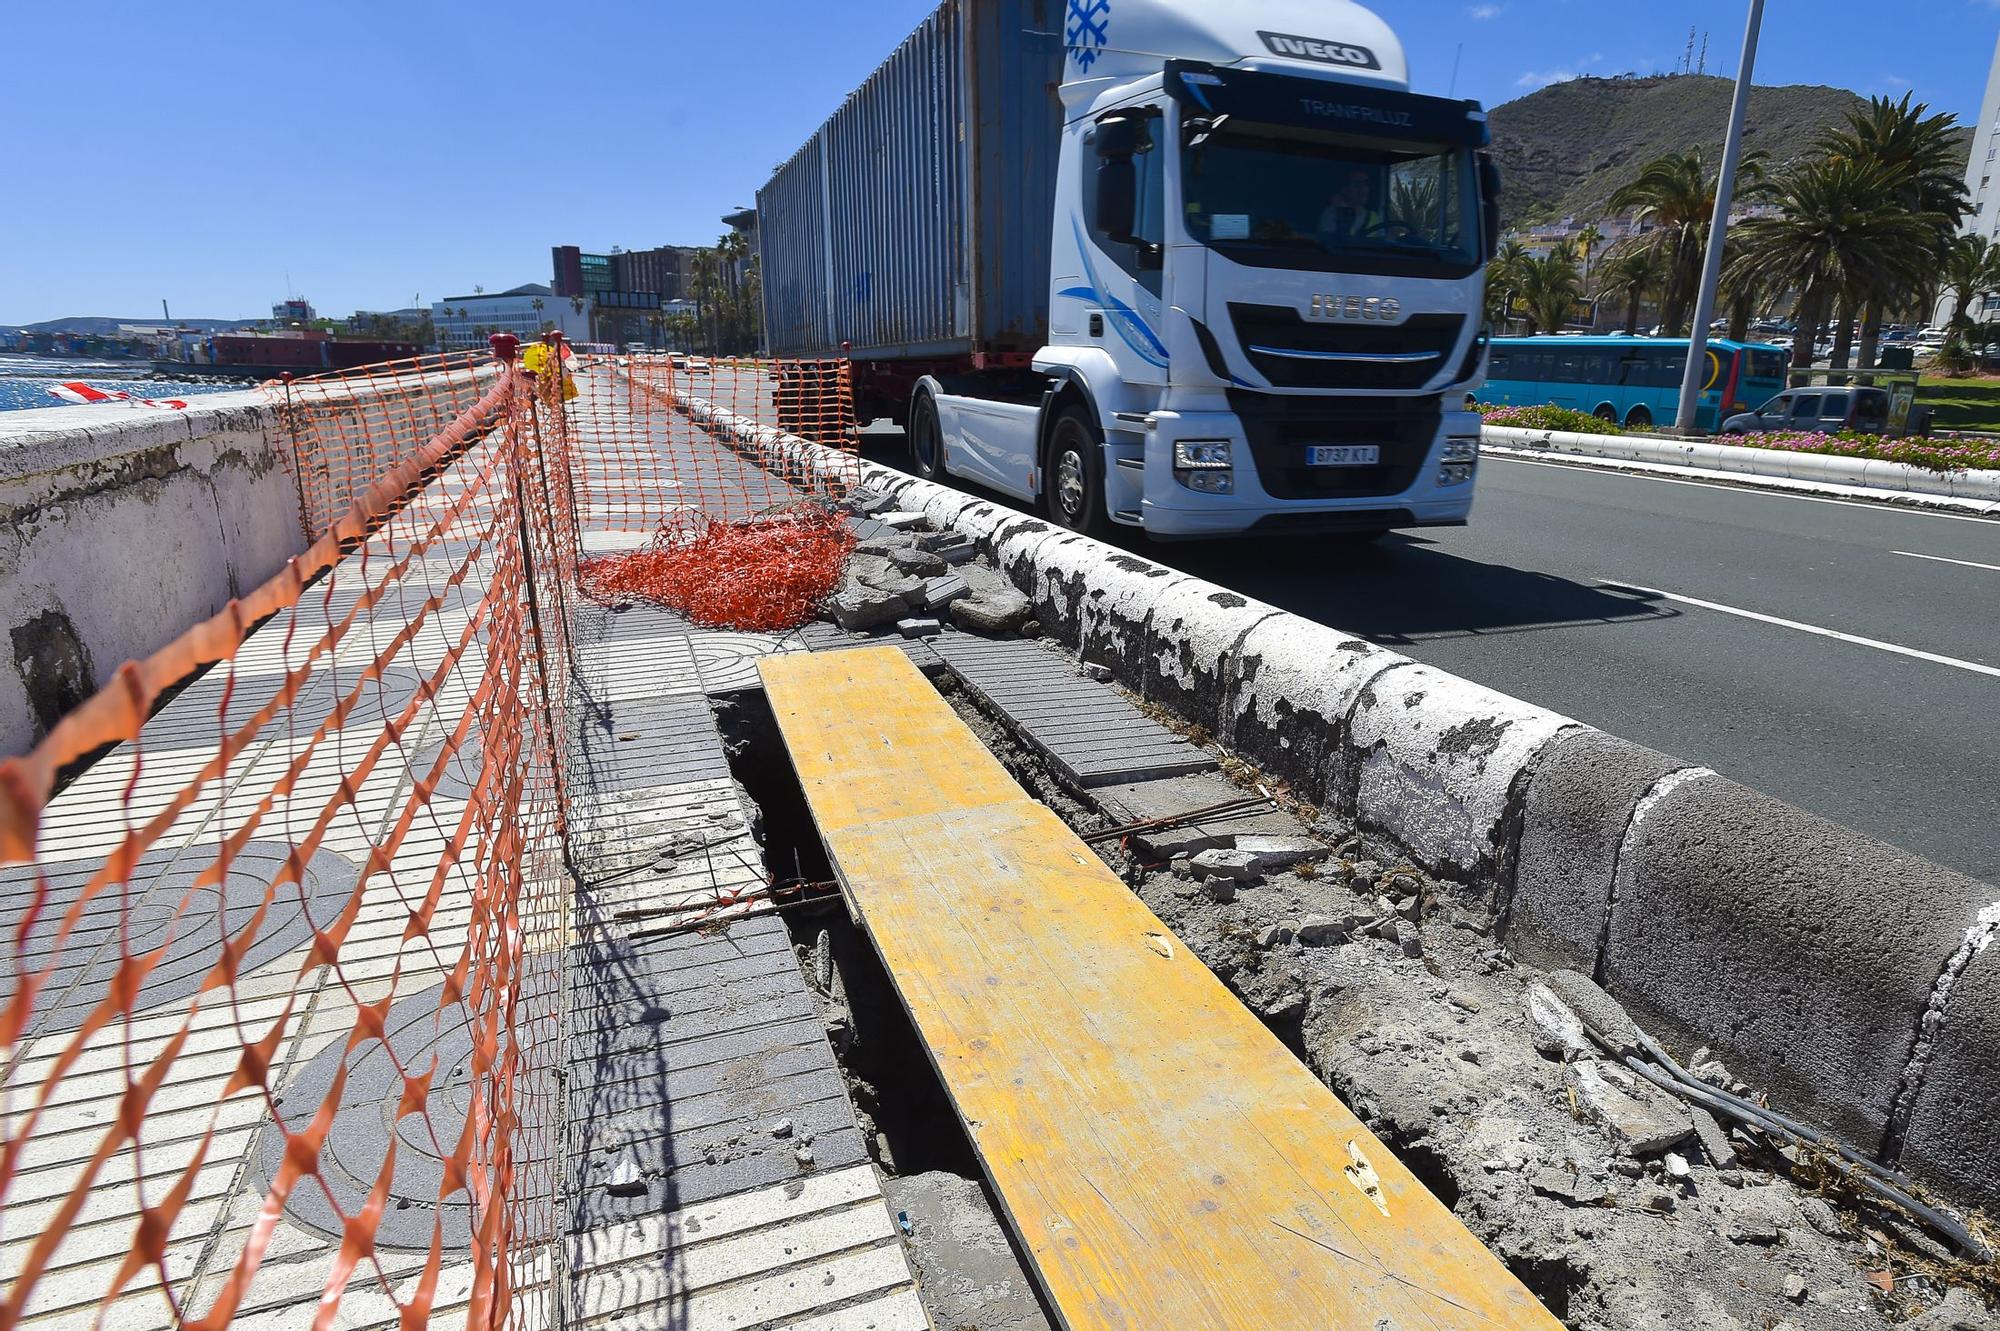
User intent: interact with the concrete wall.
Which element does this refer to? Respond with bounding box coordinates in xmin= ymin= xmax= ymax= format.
xmin=0 ymin=394 xmax=303 ymax=757
xmin=670 ymin=388 xmax=2000 ymax=1218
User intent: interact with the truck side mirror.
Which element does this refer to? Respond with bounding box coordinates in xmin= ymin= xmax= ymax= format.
xmin=1478 ymin=152 xmax=1503 ymax=262
xmin=1094 ymin=116 xmax=1142 ymax=159
xmin=1096 ymin=157 xmax=1139 ymax=246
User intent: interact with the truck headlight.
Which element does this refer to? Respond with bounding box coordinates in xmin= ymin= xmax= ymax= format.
xmin=1173 ymin=440 xmax=1233 ymax=468
xmin=1437 ymin=462 xmax=1475 ymax=486
xmin=1173 ymin=438 xmax=1235 ymax=494
xmin=1442 ymin=439 xmax=1479 ymax=463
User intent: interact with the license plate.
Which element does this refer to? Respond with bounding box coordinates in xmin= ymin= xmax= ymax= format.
xmin=1306 ymin=445 xmax=1380 ymax=467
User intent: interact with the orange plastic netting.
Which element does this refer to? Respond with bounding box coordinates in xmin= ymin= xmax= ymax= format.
xmin=578 ymin=510 xmax=857 ymax=632
xmin=0 ymin=335 xmax=857 ymax=1328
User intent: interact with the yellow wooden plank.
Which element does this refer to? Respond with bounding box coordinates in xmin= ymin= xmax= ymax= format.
xmin=760 ymin=646 xmax=1561 ymax=1331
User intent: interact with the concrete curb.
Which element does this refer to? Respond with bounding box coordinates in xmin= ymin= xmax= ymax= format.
xmin=1484 ymin=423 xmax=2000 ymax=504
xmin=663 ymin=381 xmax=2000 ymax=1217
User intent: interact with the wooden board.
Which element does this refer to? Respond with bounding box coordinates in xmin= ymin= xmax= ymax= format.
xmin=760 ymin=646 xmax=1563 ymax=1331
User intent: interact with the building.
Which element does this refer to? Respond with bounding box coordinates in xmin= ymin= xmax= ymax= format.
xmin=347 ymin=307 xmax=428 ymax=331
xmin=1946 ymin=30 xmax=2000 ymax=322
xmin=430 ymin=284 xmax=590 ymax=351
xmin=551 ymin=243 xmax=716 ymax=346
xmin=552 ymin=244 xmax=700 ymax=303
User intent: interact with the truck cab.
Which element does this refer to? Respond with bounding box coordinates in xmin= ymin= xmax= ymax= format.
xmin=757 ymin=0 xmax=1498 ymax=540
xmin=909 ymin=1 xmax=1497 ymax=540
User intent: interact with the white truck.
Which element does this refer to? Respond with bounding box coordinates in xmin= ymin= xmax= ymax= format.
xmin=758 ymin=0 xmax=1499 ymax=540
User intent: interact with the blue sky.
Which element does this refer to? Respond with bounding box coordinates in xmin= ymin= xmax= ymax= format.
xmin=1 ymin=1 xmax=1995 ymax=324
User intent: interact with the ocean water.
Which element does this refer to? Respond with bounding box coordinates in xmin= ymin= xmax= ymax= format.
xmin=0 ymin=355 xmax=250 ymax=413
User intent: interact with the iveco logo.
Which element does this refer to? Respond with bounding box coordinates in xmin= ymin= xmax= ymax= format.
xmin=1257 ymin=31 xmax=1381 ymax=70
xmin=1309 ymin=295 xmax=1403 ymax=322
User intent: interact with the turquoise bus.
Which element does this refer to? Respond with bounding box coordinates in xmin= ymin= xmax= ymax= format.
xmin=1475 ymin=336 xmax=1791 ymax=431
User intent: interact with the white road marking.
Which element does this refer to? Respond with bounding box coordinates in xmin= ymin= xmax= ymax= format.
xmin=1895 ymin=549 xmax=2000 ymax=573
xmin=1598 ymin=580 xmax=2000 ymax=679
xmin=1487 ymin=451 xmax=2000 ymax=524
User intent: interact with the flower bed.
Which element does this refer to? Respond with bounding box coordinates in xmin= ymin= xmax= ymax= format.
xmin=1477 ymin=401 xmax=2000 ymax=474
xmin=1474 ymin=403 xmax=1624 ymax=434
xmin=1723 ymin=429 xmax=2000 ymax=475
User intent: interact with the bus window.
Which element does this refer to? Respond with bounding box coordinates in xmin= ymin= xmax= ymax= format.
xmin=1645 ymin=347 xmax=1683 ymax=387
xmin=1748 ymin=349 xmax=1788 ymax=381
xmin=1487 ymin=350 xmax=1511 ymax=377
xmin=1553 ymin=348 xmax=1584 ymax=382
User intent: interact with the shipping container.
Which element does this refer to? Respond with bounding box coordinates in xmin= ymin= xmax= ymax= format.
xmin=757 ymin=0 xmax=1064 ymax=361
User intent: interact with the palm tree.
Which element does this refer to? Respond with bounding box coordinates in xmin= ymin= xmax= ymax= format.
xmin=1594 ymin=246 xmax=1666 ymax=336
xmin=1606 ymin=149 xmax=1766 ymax=335
xmin=1816 ymin=94 xmax=1968 ymax=366
xmin=690 ymin=248 xmax=724 ymax=354
xmin=1573 ymin=221 xmax=1604 ymax=288
xmin=1941 ymin=233 xmax=2000 ymax=328
xmin=1726 ymin=156 xmax=1939 ymax=369
xmin=1517 ymin=249 xmax=1585 ymax=335
xmin=1718 ymin=237 xmax=1767 ymax=344
xmin=1484 ymin=239 xmax=1529 ymax=330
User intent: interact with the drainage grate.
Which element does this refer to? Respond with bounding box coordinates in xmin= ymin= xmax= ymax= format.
xmin=929 ymin=636 xmax=1216 ymax=787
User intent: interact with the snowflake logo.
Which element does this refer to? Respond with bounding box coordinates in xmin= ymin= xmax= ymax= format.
xmin=1066 ymin=0 xmax=1111 ymax=71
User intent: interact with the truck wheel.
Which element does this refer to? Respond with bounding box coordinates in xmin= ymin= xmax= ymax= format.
xmin=1045 ymin=406 xmax=1110 ymax=538
xmin=908 ymin=389 xmax=946 ymax=481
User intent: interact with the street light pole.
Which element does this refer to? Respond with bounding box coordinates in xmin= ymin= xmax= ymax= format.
xmin=1674 ymin=0 xmax=1765 ymax=435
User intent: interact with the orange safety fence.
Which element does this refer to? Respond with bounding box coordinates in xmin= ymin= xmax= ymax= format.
xmin=271 ymin=351 xmax=505 ymax=541
xmin=564 ymin=351 xmax=860 ymax=629
xmin=0 ymin=334 xmax=862 ymax=1329
xmin=0 ymin=336 xmax=577 ymax=1330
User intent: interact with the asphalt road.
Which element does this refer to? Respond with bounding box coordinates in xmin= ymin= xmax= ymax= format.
xmin=858 ymin=427 xmax=2000 ymax=883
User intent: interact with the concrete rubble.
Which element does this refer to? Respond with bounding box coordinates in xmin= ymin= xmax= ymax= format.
xmin=909 ymin=626 xmax=2000 ymax=1331
xmin=825 ymin=497 xmax=1038 ymax=641
xmin=801 ymin=484 xmax=1998 ymax=1331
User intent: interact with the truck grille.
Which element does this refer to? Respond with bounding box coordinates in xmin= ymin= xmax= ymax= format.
xmin=1227 ymin=390 xmax=1440 ymax=500
xmin=1228 ymin=304 xmax=1465 ymax=390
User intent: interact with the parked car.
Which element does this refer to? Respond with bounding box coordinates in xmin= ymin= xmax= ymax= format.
xmin=1721 ymin=386 xmax=1890 ymax=435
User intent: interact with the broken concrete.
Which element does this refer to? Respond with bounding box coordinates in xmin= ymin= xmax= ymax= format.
xmin=1569 ymin=1060 xmax=1695 ymax=1156
xmin=918 ymin=573 xmax=969 ymax=610
xmin=884 ymin=1172 xmax=1054 ymax=1331
xmin=826 ymin=585 xmax=911 ymax=633
xmin=1190 ymin=848 xmax=1260 ymax=882
xmin=949 ymin=587 xmax=1032 ymax=634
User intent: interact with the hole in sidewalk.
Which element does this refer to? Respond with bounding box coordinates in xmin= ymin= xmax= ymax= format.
xmin=714 ymin=689 xmax=982 ymax=1182
xmin=1393 ymin=1140 xmax=1462 ymax=1212
xmin=1503 ymin=1253 xmax=1579 ymax=1321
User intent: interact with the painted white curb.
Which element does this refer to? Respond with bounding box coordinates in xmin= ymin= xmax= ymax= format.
xmin=1483 ymin=424 xmax=2000 ymax=504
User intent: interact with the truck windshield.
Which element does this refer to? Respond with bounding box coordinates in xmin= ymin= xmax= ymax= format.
xmin=1182 ymin=120 xmax=1480 ymax=278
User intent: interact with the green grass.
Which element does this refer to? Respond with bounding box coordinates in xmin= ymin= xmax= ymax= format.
xmin=1917 ymin=376 xmax=2000 ymax=434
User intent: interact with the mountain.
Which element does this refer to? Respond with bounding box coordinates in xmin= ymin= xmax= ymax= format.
xmin=10 ymin=316 xmax=263 ymax=335
xmin=1487 ymin=73 xmax=1972 ymax=227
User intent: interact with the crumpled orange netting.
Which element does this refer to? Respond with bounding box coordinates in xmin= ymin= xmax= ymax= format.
xmin=578 ymin=509 xmax=856 ymax=632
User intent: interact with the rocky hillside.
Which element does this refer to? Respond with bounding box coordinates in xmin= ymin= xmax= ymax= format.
xmin=1488 ymin=73 xmax=1971 ymax=226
